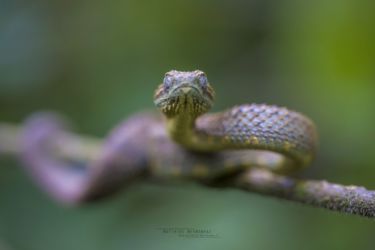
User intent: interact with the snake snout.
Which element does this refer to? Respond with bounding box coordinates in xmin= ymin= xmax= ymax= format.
xmin=172 ymin=83 xmax=201 ymax=95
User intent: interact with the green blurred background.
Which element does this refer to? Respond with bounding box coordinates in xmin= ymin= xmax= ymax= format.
xmin=0 ymin=0 xmax=374 ymax=249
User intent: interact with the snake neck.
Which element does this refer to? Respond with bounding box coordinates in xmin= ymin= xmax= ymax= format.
xmin=166 ymin=106 xmax=220 ymax=152
xmin=166 ymin=110 xmax=197 ymax=147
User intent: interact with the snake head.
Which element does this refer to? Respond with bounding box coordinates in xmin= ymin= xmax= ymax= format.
xmin=154 ymin=70 xmax=215 ymax=117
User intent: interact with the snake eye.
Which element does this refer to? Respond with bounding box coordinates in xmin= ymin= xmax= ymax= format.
xmin=163 ymin=75 xmax=173 ymax=90
xmin=197 ymin=74 xmax=208 ymax=87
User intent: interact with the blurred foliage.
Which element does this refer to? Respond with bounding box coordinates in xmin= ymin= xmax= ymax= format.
xmin=0 ymin=0 xmax=374 ymax=249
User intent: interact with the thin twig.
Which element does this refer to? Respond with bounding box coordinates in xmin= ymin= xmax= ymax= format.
xmin=0 ymin=123 xmax=22 ymax=155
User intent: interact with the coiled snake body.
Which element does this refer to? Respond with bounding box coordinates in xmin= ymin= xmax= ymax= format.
xmin=21 ymin=70 xmax=318 ymax=204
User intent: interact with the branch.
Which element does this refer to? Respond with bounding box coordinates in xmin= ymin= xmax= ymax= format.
xmin=1 ymin=122 xmax=374 ymax=218
xmin=230 ymin=169 xmax=375 ymax=217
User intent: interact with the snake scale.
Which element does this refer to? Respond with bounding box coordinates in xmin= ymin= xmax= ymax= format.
xmin=20 ymin=70 xmax=318 ymax=204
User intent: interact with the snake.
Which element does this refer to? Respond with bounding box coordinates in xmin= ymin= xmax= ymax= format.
xmin=19 ymin=70 xmax=318 ymax=204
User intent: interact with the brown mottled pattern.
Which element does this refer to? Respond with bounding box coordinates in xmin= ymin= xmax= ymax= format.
xmin=196 ymin=104 xmax=317 ymax=167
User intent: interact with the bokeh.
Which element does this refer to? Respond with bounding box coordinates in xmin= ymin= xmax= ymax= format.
xmin=0 ymin=0 xmax=374 ymax=249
